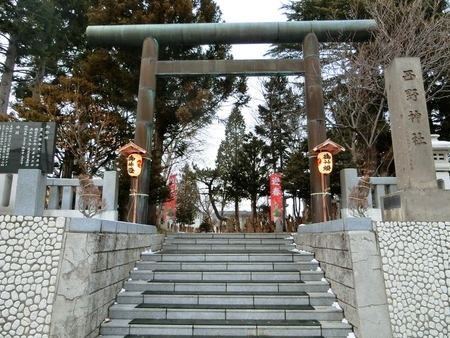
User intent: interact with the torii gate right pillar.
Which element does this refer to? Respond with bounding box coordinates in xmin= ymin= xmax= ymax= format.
xmin=303 ymin=33 xmax=330 ymax=223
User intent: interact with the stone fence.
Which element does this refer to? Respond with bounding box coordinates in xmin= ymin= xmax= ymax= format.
xmin=294 ymin=218 xmax=450 ymax=338
xmin=0 ymin=215 xmax=165 ymax=338
xmin=0 ymin=170 xmax=119 ymax=220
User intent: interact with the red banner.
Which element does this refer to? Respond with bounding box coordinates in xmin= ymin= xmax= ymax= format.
xmin=163 ymin=174 xmax=177 ymax=221
xmin=270 ymin=173 xmax=283 ymax=222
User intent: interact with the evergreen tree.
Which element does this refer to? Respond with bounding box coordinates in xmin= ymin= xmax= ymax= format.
xmin=216 ymin=105 xmax=247 ymax=230
xmin=255 ymin=76 xmax=304 ymax=172
xmin=176 ymin=164 xmax=200 ymax=226
xmin=240 ymin=133 xmax=270 ymax=219
xmin=0 ymin=0 xmax=90 ymax=115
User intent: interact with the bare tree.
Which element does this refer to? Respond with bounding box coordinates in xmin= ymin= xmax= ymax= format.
xmin=326 ymin=0 xmax=450 ymax=176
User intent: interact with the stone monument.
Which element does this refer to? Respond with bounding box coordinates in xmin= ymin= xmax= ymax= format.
xmin=381 ymin=57 xmax=450 ymax=221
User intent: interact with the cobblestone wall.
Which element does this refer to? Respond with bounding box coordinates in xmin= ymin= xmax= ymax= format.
xmin=0 ymin=215 xmax=164 ymax=338
xmin=0 ymin=215 xmax=63 ymax=338
xmin=376 ymin=221 xmax=450 ymax=337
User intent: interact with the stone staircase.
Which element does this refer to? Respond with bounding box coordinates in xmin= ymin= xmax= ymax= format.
xmin=98 ymin=233 xmax=353 ymax=338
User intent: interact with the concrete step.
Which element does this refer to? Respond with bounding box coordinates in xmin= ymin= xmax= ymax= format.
xmin=164 ymin=237 xmax=293 ymax=245
xmin=141 ymin=250 xmax=314 ymax=262
xmin=164 ymin=233 xmax=292 ymax=239
xmin=161 ymin=243 xmax=295 ymax=251
xmin=100 ymin=318 xmax=319 ymax=336
xmin=130 ymin=269 xmax=324 ymax=282
xmin=123 ymin=279 xmax=330 ymax=293
xmin=116 ymin=290 xmax=336 ymax=307
xmin=135 ymin=261 xmax=318 ymax=271
xmin=108 ymin=303 xmax=344 ymax=321
xmin=131 ymin=269 xmax=303 ymax=281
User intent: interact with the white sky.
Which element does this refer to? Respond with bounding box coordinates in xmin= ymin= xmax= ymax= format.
xmin=197 ymin=0 xmax=286 ymax=168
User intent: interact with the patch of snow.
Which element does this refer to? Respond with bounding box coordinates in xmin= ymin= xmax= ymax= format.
xmin=316 ymin=267 xmax=322 ymax=271
xmin=342 ymin=318 xmax=349 ymax=324
xmin=332 ymin=301 xmax=342 ymax=310
xmin=133 ymin=267 xmax=138 ymax=271
xmin=321 ymin=278 xmax=327 ymax=282
xmin=285 ymin=236 xmax=294 ymax=240
xmin=119 ymin=288 xmax=125 ymax=294
xmin=128 ymin=278 xmax=132 ymax=281
xmin=347 ymin=333 xmax=357 ymax=338
xmin=328 ymin=288 xmax=334 ymax=294
xmin=311 ymin=259 xmax=318 ymax=263
xmin=290 ymin=248 xmax=313 ymax=254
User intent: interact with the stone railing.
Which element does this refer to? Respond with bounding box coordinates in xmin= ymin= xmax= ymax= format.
xmin=294 ymin=218 xmax=450 ymax=338
xmin=0 ymin=170 xmax=119 ymax=220
xmin=339 ymin=168 xmax=398 ymax=221
xmin=0 ymin=215 xmax=165 ymax=338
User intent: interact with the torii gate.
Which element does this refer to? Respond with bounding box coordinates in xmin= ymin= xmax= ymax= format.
xmin=86 ymin=20 xmax=376 ymax=224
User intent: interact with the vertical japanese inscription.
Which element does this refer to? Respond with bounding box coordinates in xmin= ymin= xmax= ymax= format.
xmin=385 ymin=58 xmax=437 ymax=190
xmin=0 ymin=122 xmax=56 ymax=173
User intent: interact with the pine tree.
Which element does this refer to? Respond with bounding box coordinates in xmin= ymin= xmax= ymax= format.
xmin=176 ymin=164 xmax=200 ymax=226
xmin=216 ymin=105 xmax=248 ymax=230
xmin=255 ymin=76 xmax=303 ymax=172
xmin=240 ymin=133 xmax=270 ymax=219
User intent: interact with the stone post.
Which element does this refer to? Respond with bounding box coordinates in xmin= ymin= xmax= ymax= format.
xmin=382 ymin=58 xmax=450 ymax=221
xmin=14 ymin=169 xmax=46 ymax=216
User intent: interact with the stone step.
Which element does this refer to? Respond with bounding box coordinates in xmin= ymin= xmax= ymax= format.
xmin=116 ymin=291 xmax=336 ymax=307
xmin=161 ymin=243 xmax=294 ymax=251
xmin=109 ymin=304 xmax=344 ymax=321
xmin=123 ymin=280 xmax=329 ymax=293
xmin=130 ymin=269 xmax=303 ymax=281
xmin=130 ymin=270 xmax=323 ymax=282
xmin=101 ymin=336 xmax=326 ymax=338
xmin=99 ymin=318 xmax=322 ymax=336
xmin=135 ymin=261 xmax=318 ymax=271
xmin=164 ymin=233 xmax=292 ymax=239
xmin=141 ymin=250 xmax=313 ymax=262
xmin=164 ymin=237 xmax=293 ymax=245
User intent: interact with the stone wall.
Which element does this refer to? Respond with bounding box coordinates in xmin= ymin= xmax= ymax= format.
xmin=294 ymin=218 xmax=393 ymax=338
xmin=376 ymin=221 xmax=450 ymax=337
xmin=0 ymin=215 xmax=164 ymax=338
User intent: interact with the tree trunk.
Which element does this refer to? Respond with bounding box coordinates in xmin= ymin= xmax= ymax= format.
xmin=32 ymin=59 xmax=46 ymax=98
xmin=362 ymin=146 xmax=378 ymax=177
xmin=251 ymin=194 xmax=257 ymax=219
xmin=0 ymin=34 xmax=18 ymax=115
xmin=234 ymin=197 xmax=240 ymax=232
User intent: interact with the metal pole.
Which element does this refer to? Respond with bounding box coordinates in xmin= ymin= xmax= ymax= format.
xmin=132 ymin=37 xmax=158 ymax=224
xmin=303 ymin=33 xmax=329 ymax=223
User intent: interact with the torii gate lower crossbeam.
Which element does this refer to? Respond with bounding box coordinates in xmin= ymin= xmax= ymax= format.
xmin=86 ymin=21 xmax=375 ymax=224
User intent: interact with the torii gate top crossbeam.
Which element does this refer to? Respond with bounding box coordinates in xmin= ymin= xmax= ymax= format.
xmin=86 ymin=20 xmax=376 ymax=47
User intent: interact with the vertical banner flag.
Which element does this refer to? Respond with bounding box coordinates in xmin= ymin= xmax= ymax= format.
xmin=163 ymin=174 xmax=177 ymax=221
xmin=270 ymin=173 xmax=283 ymax=222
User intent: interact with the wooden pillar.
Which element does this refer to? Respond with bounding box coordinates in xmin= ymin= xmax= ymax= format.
xmin=303 ymin=33 xmax=330 ymax=223
xmin=132 ymin=37 xmax=158 ymax=224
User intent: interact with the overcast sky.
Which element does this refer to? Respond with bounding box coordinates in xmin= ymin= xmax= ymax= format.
xmin=197 ymin=0 xmax=287 ymax=168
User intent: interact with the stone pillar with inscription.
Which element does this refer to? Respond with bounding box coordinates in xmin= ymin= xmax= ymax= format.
xmin=382 ymin=57 xmax=450 ymax=221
